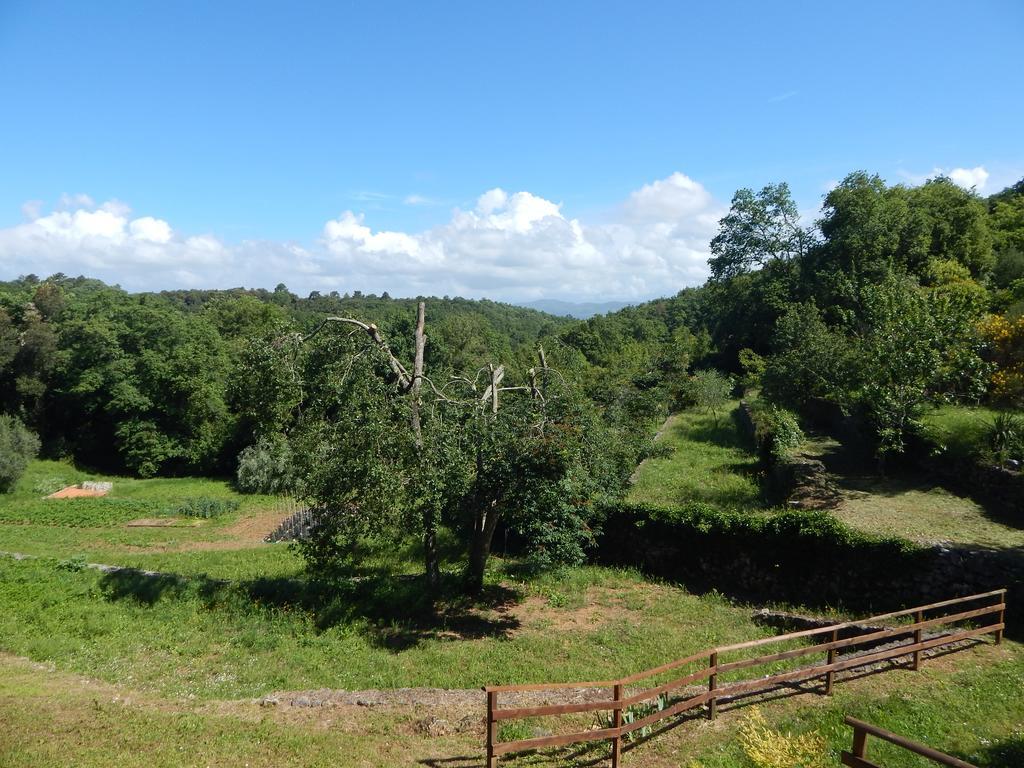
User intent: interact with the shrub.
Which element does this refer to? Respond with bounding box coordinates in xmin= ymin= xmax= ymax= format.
xmin=750 ymin=402 xmax=805 ymax=463
xmin=236 ymin=436 xmax=295 ymax=495
xmin=989 ymin=412 xmax=1024 ymax=466
xmin=683 ymin=369 xmax=733 ymax=424
xmin=0 ymin=415 xmax=41 ymax=493
xmin=738 ymin=706 xmax=829 ymax=768
xmin=738 ymin=347 xmax=766 ymax=391
xmin=32 ymin=476 xmax=69 ymax=495
xmin=173 ymin=497 xmax=240 ymax=519
xmin=980 ymin=313 xmax=1024 ymax=407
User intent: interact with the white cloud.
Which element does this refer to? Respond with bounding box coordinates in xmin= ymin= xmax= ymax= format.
xmin=0 ymin=199 xmax=236 ymax=287
xmin=129 ymin=216 xmax=173 ymax=243
xmin=20 ymin=200 xmax=43 ymax=220
xmin=57 ymin=192 xmax=95 ymax=210
xmin=947 ymin=166 xmax=989 ymax=191
xmin=766 ymin=90 xmax=798 ymax=104
xmin=0 ymin=172 xmax=727 ymax=301
xmin=403 ymin=194 xmax=441 ymax=206
xmin=898 ymin=165 xmax=990 ymax=192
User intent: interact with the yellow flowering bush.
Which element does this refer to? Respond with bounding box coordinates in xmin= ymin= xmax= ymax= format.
xmin=980 ymin=314 xmax=1024 ymax=406
xmin=737 ymin=707 xmax=829 ymax=768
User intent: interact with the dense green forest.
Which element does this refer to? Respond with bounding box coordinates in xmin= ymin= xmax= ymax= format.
xmin=2 ymin=171 xmax=1022 ymax=585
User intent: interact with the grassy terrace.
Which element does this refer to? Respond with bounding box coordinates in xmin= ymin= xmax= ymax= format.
xmin=2 ymin=438 xmax=1023 ymax=766
xmin=920 ymin=403 xmax=1007 ymax=462
xmin=628 ymin=402 xmax=763 ymax=512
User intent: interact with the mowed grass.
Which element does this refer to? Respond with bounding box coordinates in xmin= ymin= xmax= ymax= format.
xmin=628 ymin=403 xmax=762 ymax=511
xmin=799 ymin=433 xmax=1024 ymax=549
xmin=637 ymin=641 xmax=1024 ymax=768
xmin=0 ymin=460 xmax=298 ymax=577
xmin=0 ymin=652 xmax=456 ymax=768
xmin=920 ymin=403 xmax=1007 ymax=462
xmin=831 ymin=476 xmax=1024 ymax=548
xmin=2 ymin=639 xmax=1021 ymax=767
xmin=4 ymin=459 xmax=1023 ymax=767
xmin=0 ymin=555 xmax=777 ymax=700
xmin=2 ymin=459 xmax=279 ymax=526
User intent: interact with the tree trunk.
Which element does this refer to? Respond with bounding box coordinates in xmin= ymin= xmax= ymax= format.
xmin=410 ymin=301 xmax=440 ymax=590
xmin=466 ymin=499 xmax=501 ymax=594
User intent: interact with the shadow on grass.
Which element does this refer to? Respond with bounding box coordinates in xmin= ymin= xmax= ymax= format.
xmin=811 ymin=434 xmax=1024 ymax=532
xmin=98 ymin=566 xmax=522 ymax=651
xmin=681 ymin=409 xmax=756 ymax=453
xmin=954 ymin=734 xmax=1024 ymax=767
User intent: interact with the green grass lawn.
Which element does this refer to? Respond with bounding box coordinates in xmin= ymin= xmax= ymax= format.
xmin=1 ymin=459 xmax=279 ymax=526
xmin=831 ymin=476 xmax=1024 ymax=548
xmin=800 ymin=431 xmax=1024 ymax=548
xmin=919 ymin=404 xmax=1007 ymax=462
xmin=628 ymin=403 xmax=763 ymax=512
xmin=3 ymin=456 xmax=1023 ymax=766
xmin=0 ymin=555 xmax=781 ymax=699
xmin=0 ymin=460 xmax=295 ymax=575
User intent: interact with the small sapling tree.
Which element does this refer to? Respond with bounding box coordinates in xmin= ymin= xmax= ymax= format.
xmin=687 ymin=369 xmax=733 ymax=425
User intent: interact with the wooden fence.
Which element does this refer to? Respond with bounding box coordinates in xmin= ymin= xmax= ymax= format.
xmin=484 ymin=589 xmax=1006 ymax=767
xmin=842 ymin=716 xmax=977 ymax=767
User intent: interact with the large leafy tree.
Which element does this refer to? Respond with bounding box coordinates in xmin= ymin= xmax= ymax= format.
xmin=279 ymin=304 xmax=627 ymax=593
xmin=813 ymin=172 xmax=913 ymax=293
xmin=709 ymin=182 xmax=812 ymax=281
xmin=904 ymin=177 xmax=993 ymax=279
xmin=50 ymin=289 xmax=232 ymax=475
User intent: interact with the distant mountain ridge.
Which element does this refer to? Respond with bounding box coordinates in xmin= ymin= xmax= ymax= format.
xmin=519 ymin=298 xmax=634 ymax=319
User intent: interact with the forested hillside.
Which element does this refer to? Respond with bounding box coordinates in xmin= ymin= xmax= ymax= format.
xmin=2 ymin=172 xmax=1022 ymax=481
xmin=2 ymin=172 xmax=1022 ymax=583
xmin=0 ymin=278 xmax=575 ymax=477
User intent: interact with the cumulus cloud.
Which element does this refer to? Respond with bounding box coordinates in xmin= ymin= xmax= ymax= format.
xmin=0 ymin=198 xmax=238 ymax=288
xmin=0 ymin=172 xmax=726 ymax=301
xmin=947 ymin=166 xmax=989 ymax=191
xmin=899 ymin=165 xmax=990 ymax=191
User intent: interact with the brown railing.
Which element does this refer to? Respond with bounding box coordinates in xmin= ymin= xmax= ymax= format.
xmin=842 ymin=716 xmax=978 ymax=767
xmin=483 ymin=589 xmax=1006 ymax=767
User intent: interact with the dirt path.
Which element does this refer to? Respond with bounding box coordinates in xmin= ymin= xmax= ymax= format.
xmin=168 ymin=507 xmax=293 ymax=551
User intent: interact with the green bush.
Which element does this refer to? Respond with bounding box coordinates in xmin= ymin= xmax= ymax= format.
xmin=989 ymin=412 xmax=1024 ymax=465
xmin=750 ymin=402 xmax=804 ymax=463
xmin=32 ymin=476 xmax=69 ymax=495
xmin=681 ymin=369 xmax=733 ymax=423
xmin=236 ymin=436 xmax=295 ymax=495
xmin=173 ymin=497 xmax=240 ymax=519
xmin=0 ymin=415 xmax=41 ymax=493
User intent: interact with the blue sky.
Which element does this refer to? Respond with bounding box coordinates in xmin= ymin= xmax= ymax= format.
xmin=1 ymin=0 xmax=1021 ymax=300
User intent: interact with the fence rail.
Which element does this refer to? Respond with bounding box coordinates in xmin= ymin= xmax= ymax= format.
xmin=483 ymin=589 xmax=1006 ymax=767
xmin=841 ymin=716 xmax=978 ymax=767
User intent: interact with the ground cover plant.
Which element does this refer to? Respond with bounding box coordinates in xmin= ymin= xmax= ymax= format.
xmin=1 ymin=447 xmax=1022 ymax=767
xmin=920 ymin=404 xmax=1015 ymax=463
xmin=627 ymin=402 xmax=763 ymax=512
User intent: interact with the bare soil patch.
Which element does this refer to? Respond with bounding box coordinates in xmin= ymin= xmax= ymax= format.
xmin=511 ymin=584 xmax=664 ymax=634
xmin=160 ymin=508 xmax=295 ymax=552
xmin=47 ymin=485 xmax=109 ymax=499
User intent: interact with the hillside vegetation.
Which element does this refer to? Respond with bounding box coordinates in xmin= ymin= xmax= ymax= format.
xmin=3 ymin=171 xmax=1024 ymax=767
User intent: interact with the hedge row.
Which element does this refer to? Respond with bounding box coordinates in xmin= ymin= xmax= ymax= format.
xmin=595 ymin=502 xmax=925 ymax=611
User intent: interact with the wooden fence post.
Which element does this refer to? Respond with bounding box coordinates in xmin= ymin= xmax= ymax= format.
xmin=995 ymin=600 xmax=1004 ymax=645
xmin=611 ymin=683 xmax=623 ymax=768
xmin=912 ymin=610 xmax=923 ymax=670
xmin=825 ymin=628 xmax=838 ymax=695
xmin=707 ymin=652 xmax=718 ymax=720
xmin=486 ymin=690 xmax=497 ymax=768
xmin=850 ymin=721 xmax=868 ymax=760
